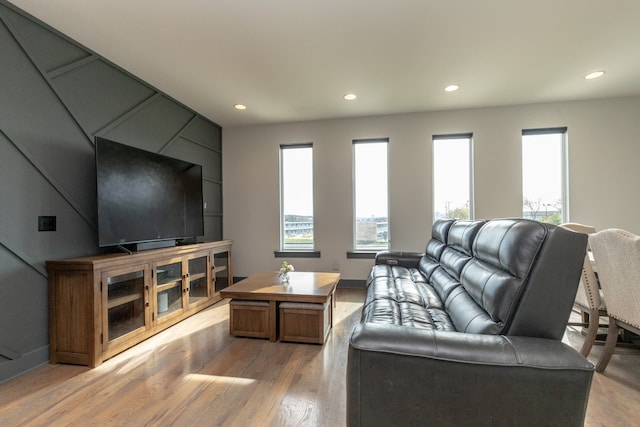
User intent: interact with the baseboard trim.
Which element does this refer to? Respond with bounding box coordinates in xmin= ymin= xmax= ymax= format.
xmin=0 ymin=345 xmax=49 ymax=385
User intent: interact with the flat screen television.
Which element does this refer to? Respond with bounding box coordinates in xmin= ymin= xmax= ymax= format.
xmin=96 ymin=137 xmax=204 ymax=250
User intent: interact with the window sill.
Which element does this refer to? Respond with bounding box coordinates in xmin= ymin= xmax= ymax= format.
xmin=274 ymin=251 xmax=321 ymax=258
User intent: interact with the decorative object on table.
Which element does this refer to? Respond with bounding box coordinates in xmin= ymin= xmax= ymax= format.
xmin=279 ymin=261 xmax=295 ymax=283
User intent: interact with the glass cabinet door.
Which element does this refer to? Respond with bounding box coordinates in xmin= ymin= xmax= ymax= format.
xmin=214 ymin=251 xmax=230 ymax=292
xmin=103 ymin=267 xmax=149 ymax=344
xmin=188 ymin=255 xmax=210 ymax=306
xmin=155 ymin=260 xmax=184 ymax=320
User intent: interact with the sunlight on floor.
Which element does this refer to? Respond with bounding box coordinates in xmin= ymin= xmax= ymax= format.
xmin=184 ymin=373 xmax=256 ymax=386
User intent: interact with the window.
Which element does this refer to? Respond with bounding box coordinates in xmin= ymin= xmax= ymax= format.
xmin=522 ymin=127 xmax=568 ymax=225
xmin=353 ymin=139 xmax=389 ymax=251
xmin=280 ymin=143 xmax=314 ymax=250
xmin=433 ymin=134 xmax=473 ymax=221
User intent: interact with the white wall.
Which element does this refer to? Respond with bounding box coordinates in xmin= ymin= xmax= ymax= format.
xmin=223 ymin=96 xmax=640 ymax=280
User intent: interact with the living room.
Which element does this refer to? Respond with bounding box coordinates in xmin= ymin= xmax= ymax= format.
xmin=1 ymin=1 xmax=640 ymax=425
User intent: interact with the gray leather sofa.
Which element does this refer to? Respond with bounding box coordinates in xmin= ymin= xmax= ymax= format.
xmin=347 ymin=218 xmax=594 ymax=426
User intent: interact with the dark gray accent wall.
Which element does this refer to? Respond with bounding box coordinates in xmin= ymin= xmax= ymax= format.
xmin=0 ymin=2 xmax=223 ymax=382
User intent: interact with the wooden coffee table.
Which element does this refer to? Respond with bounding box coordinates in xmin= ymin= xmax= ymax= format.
xmin=219 ymin=271 xmax=340 ymax=342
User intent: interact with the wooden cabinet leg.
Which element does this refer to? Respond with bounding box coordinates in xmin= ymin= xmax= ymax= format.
xmin=269 ymin=301 xmax=277 ymax=342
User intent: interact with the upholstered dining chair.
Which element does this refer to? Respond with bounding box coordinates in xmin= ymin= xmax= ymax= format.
xmin=589 ymin=228 xmax=640 ymax=372
xmin=561 ymin=223 xmax=607 ymax=356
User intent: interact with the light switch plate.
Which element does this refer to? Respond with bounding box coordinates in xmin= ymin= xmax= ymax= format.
xmin=38 ymin=216 xmax=56 ymax=231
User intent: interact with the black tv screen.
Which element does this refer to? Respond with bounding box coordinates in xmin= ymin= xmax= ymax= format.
xmin=96 ymin=137 xmax=204 ymax=248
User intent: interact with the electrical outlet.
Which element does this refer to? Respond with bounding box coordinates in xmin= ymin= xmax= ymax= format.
xmin=38 ymin=216 xmax=56 ymax=231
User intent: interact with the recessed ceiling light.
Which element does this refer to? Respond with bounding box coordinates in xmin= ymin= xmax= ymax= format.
xmin=234 ymin=104 xmax=247 ymax=110
xmin=584 ymin=71 xmax=605 ymax=80
xmin=445 ymin=84 xmax=460 ymax=92
xmin=343 ymin=93 xmax=357 ymax=101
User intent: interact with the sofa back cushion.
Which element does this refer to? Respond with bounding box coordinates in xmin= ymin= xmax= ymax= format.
xmin=472 ymin=220 xmax=547 ymax=278
xmin=455 ymin=219 xmax=548 ymax=334
xmin=426 ymin=220 xmax=486 ymax=314
xmin=425 ymin=218 xmax=454 ymax=261
xmin=419 ymin=218 xmax=455 ymax=281
xmin=423 ymin=218 xmax=586 ymax=339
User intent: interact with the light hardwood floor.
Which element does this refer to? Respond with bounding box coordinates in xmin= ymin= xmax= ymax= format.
xmin=0 ymin=288 xmax=639 ymax=426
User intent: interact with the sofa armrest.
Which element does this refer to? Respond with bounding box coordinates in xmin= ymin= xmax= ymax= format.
xmin=347 ymin=323 xmax=593 ymax=427
xmin=374 ymin=251 xmax=423 ymax=267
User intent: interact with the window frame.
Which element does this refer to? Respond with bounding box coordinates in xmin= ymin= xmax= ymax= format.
xmin=277 ymin=142 xmax=317 ymax=255
xmin=432 ymin=133 xmax=474 ymax=222
xmin=351 ymin=138 xmax=390 ymax=253
xmin=521 ymin=127 xmax=569 ymax=224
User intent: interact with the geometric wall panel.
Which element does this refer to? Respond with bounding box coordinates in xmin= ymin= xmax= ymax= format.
xmin=0 ymin=247 xmax=48 ymax=361
xmin=182 ymin=116 xmax=222 ymax=151
xmin=0 ymin=15 xmax=97 ymax=221
xmin=102 ymin=95 xmax=194 ymax=153
xmin=164 ymin=137 xmax=221 ymax=179
xmin=209 ymin=150 xmax=223 ymax=182
xmin=204 ymin=180 xmax=223 ymax=215
xmin=0 ymin=4 xmax=89 ymax=73
xmin=204 ymin=215 xmax=223 ymax=242
xmin=51 ymin=59 xmax=156 ymax=136
xmin=0 ymin=1 xmax=223 ymax=383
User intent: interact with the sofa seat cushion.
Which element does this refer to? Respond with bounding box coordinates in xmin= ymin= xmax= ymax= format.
xmin=362 ymin=299 xmax=456 ymax=330
xmin=368 ymin=264 xmax=427 ymax=283
xmin=363 ymin=268 xmax=455 ymax=331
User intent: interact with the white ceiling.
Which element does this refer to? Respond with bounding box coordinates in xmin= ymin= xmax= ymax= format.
xmin=9 ymin=0 xmax=640 ymax=127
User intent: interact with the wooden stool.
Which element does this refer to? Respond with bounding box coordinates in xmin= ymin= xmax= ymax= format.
xmin=229 ymin=299 xmax=270 ymax=339
xmin=279 ymin=301 xmax=330 ymax=344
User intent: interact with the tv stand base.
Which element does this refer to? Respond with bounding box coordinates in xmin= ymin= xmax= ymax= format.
xmin=47 ymin=240 xmax=233 ymax=367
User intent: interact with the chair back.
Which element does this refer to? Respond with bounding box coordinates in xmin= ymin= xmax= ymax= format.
xmin=589 ymin=229 xmax=640 ymax=327
xmin=560 ymin=223 xmax=603 ymax=311
xmin=561 ymin=222 xmax=596 ymax=236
